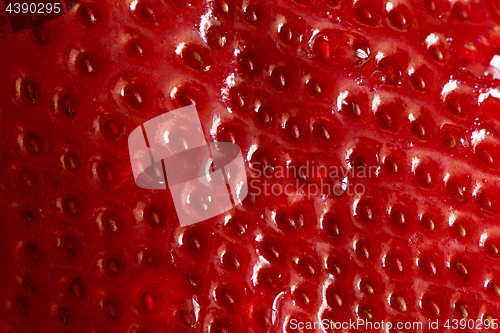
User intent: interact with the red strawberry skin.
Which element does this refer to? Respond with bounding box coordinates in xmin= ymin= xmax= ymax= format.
xmin=2 ymin=0 xmax=500 ymax=332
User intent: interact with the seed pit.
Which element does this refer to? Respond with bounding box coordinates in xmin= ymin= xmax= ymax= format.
xmin=300 ymin=259 xmax=315 ymax=276
xmin=19 ymin=172 xmax=33 ymax=186
xmin=411 ymin=74 xmax=426 ymax=90
xmin=132 ymin=42 xmax=144 ymax=56
xmin=273 ymin=71 xmax=287 ymax=90
xmin=265 ymin=243 xmax=281 ymax=261
xmin=215 ymin=323 xmax=229 ymax=333
xmin=24 ymin=82 xmax=37 ymax=103
xmin=59 ymin=307 xmax=71 ymax=324
xmin=187 ymin=275 xmax=197 ymax=287
xmin=328 ymin=260 xmax=342 ymax=276
xmin=454 ymin=261 xmax=468 ymax=277
xmin=391 ymin=256 xmax=404 ymax=273
xmin=318 ymin=125 xmax=330 ymax=140
xmin=423 ymin=216 xmax=435 ymax=231
xmin=477 ymin=192 xmax=494 ymax=212
xmin=142 ymin=292 xmax=154 ymax=311
xmin=430 ymin=45 xmax=443 ymax=61
xmin=393 ymin=295 xmax=407 ymax=312
xmin=16 ymin=297 xmax=28 ymax=313
xmin=477 ymin=148 xmax=494 ymax=166
xmin=279 ymin=213 xmax=303 ymax=229
xmin=357 ymin=242 xmax=370 ymax=259
xmin=33 ymin=26 xmax=46 ymax=44
xmin=330 ymin=291 xmax=342 ymax=307
xmin=308 ymin=80 xmax=322 ymax=95
xmin=359 ymin=202 xmax=374 ymax=221
xmin=427 ymin=299 xmax=440 ymax=316
xmin=457 ymin=303 xmax=468 ymax=318
xmin=416 ymin=167 xmax=433 ymax=187
xmin=328 ymin=220 xmax=340 ymax=237
xmin=64 ymin=197 xmax=80 ymax=216
xmin=356 ymin=5 xmax=373 ymax=23
xmin=140 ymin=3 xmax=156 ymax=19
xmin=26 ymin=135 xmax=42 ymax=154
xmin=107 ymin=258 xmax=120 ymax=275
xmin=63 ymin=238 xmax=78 ymax=259
xmin=231 ymin=91 xmax=245 ymax=109
xmin=219 ymin=289 xmax=236 ymax=307
xmin=103 ymin=120 xmax=123 ymax=139
xmin=69 ymin=281 xmax=83 ymax=299
xmin=80 ymin=55 xmax=96 ymax=75
xmin=28 ymin=245 xmax=40 ymax=261
xmin=344 ymin=100 xmax=361 ymax=117
xmin=106 ymin=214 xmax=120 ymax=233
xmin=21 ymin=210 xmax=34 ymax=223
xmin=81 ymin=6 xmax=97 ymax=25
xmin=485 ymin=241 xmax=499 ymax=257
xmin=288 ymin=122 xmax=300 ymax=139
xmin=453 ymin=2 xmax=468 ymax=20
xmin=362 ymin=307 xmax=373 ymax=319
xmin=219 ymin=0 xmax=229 ymax=13
xmin=210 ymin=28 xmax=225 ymax=47
xmin=425 ymin=0 xmax=436 ymax=11
xmin=392 ymin=210 xmax=406 ymax=226
xmin=447 ymin=97 xmax=462 ymax=116
xmin=424 ymin=259 xmax=437 ymax=276
xmin=106 ymin=300 xmax=117 ymax=320
xmin=362 ymin=280 xmax=374 ymax=294
xmin=386 ymin=158 xmax=398 ymax=173
xmin=61 ymin=96 xmax=76 ymax=116
xmin=246 ymin=7 xmax=259 ymax=24
xmin=389 ymin=10 xmax=407 ymax=28
xmin=412 ymin=120 xmax=426 ymax=139
xmin=279 ymin=24 xmax=294 ymax=43
xmin=23 ymin=279 xmax=35 ymax=293
xmin=296 ymin=290 xmax=310 ymax=305
xmin=180 ymin=310 xmax=194 ymax=327
xmin=490 ymin=282 xmax=500 ymax=296
xmin=379 ymin=111 xmax=394 ymax=129
xmin=126 ymin=87 xmax=144 ymax=108
xmin=224 ymin=253 xmax=241 ymax=270
xmin=65 ymin=152 xmax=79 ymax=171
xmin=184 ymin=49 xmax=210 ymax=72
xmin=147 ymin=208 xmax=163 ymax=227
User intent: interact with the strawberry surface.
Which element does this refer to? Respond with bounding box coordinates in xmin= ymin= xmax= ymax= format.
xmin=2 ymin=0 xmax=500 ymax=332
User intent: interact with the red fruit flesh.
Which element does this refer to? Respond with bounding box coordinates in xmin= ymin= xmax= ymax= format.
xmin=2 ymin=0 xmax=500 ymax=332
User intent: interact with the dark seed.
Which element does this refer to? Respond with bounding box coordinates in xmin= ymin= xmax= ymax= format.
xmin=82 ymin=6 xmax=97 ymax=24
xmin=81 ymin=55 xmax=95 ymax=74
xmin=59 ymin=307 xmax=71 ymax=324
xmin=62 ymin=96 xmax=75 ymax=116
xmin=107 ymin=259 xmax=120 ymax=275
xmin=33 ymin=27 xmax=46 ymax=44
xmin=25 ymin=82 xmax=36 ymax=103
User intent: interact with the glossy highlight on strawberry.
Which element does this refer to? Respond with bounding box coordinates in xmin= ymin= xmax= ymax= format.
xmin=2 ymin=0 xmax=500 ymax=332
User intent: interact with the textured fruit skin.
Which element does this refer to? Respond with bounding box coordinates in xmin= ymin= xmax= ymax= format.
xmin=3 ymin=0 xmax=500 ymax=332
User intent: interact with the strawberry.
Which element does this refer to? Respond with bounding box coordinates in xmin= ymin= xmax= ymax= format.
xmin=2 ymin=0 xmax=500 ymax=332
